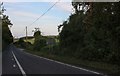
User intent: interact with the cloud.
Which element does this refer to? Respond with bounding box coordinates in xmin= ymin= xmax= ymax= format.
xmin=4 ymin=2 xmax=72 ymax=37
xmin=53 ymin=2 xmax=73 ymax=13
xmin=1 ymin=0 xmax=72 ymax=2
xmin=7 ymin=10 xmax=56 ymax=20
xmin=2 ymin=0 xmax=118 ymax=2
xmin=50 ymin=1 xmax=73 ymax=13
xmin=11 ymin=11 xmax=39 ymax=18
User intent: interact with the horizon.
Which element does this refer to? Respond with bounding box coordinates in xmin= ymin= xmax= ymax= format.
xmin=4 ymin=2 xmax=73 ymax=38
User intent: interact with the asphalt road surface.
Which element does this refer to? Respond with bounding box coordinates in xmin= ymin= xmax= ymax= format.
xmin=2 ymin=44 xmax=105 ymax=76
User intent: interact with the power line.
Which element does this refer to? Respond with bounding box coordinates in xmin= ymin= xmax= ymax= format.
xmin=27 ymin=0 xmax=60 ymax=27
xmin=24 ymin=0 xmax=60 ymax=40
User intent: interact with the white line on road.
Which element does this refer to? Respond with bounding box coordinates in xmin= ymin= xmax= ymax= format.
xmin=20 ymin=49 xmax=107 ymax=76
xmin=13 ymin=64 xmax=16 ymax=68
xmin=12 ymin=51 xmax=26 ymax=76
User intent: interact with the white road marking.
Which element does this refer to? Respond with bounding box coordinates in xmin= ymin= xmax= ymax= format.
xmin=19 ymin=49 xmax=106 ymax=76
xmin=12 ymin=51 xmax=26 ymax=76
xmin=13 ymin=64 xmax=16 ymax=68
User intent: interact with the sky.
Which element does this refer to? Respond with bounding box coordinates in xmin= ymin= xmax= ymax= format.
xmin=3 ymin=1 xmax=73 ymax=38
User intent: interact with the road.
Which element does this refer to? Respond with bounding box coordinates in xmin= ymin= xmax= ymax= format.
xmin=2 ymin=44 xmax=104 ymax=76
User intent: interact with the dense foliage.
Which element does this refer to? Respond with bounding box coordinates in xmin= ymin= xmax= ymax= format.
xmin=2 ymin=11 xmax=13 ymax=50
xmin=59 ymin=2 xmax=120 ymax=65
xmin=33 ymin=31 xmax=46 ymax=51
xmin=34 ymin=38 xmax=46 ymax=51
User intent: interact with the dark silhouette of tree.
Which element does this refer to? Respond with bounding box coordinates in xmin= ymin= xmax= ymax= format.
xmin=33 ymin=29 xmax=46 ymax=51
xmin=59 ymin=2 xmax=120 ymax=65
xmin=1 ymin=2 xmax=13 ymax=50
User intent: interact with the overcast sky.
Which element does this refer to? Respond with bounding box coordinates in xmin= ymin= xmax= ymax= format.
xmin=3 ymin=1 xmax=73 ymax=38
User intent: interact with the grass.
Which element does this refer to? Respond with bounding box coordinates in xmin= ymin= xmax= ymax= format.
xmin=15 ymin=37 xmax=120 ymax=75
xmin=24 ymin=49 xmax=120 ymax=76
xmin=55 ymin=38 xmax=59 ymax=43
xmin=24 ymin=38 xmax=35 ymax=44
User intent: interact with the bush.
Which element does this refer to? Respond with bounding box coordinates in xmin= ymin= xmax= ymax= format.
xmin=34 ymin=38 xmax=46 ymax=51
xmin=17 ymin=38 xmax=26 ymax=48
xmin=40 ymin=44 xmax=60 ymax=55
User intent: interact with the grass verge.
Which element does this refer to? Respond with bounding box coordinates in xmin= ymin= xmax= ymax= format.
xmin=23 ymin=49 xmax=120 ymax=76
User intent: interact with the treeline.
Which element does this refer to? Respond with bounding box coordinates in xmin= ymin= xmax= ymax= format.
xmin=15 ymin=2 xmax=120 ymax=66
xmin=58 ymin=2 xmax=120 ymax=65
xmin=20 ymin=36 xmax=34 ymax=40
xmin=1 ymin=3 xmax=13 ymax=50
xmin=15 ymin=30 xmax=58 ymax=53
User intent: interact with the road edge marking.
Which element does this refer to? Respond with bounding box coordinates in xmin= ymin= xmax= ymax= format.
xmin=19 ymin=49 xmax=107 ymax=76
xmin=12 ymin=51 xmax=26 ymax=76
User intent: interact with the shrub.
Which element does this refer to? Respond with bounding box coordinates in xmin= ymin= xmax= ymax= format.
xmin=34 ymin=38 xmax=46 ymax=51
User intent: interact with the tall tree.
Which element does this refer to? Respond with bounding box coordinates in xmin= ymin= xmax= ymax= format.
xmin=59 ymin=1 xmax=120 ymax=65
xmin=1 ymin=2 xmax=13 ymax=50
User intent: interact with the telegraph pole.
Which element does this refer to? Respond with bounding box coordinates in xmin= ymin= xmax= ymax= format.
xmin=26 ymin=26 xmax=27 ymax=42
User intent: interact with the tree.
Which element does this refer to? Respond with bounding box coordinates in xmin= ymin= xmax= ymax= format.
xmin=33 ymin=28 xmax=41 ymax=40
xmin=59 ymin=1 xmax=120 ymax=65
xmin=34 ymin=38 xmax=46 ymax=51
xmin=1 ymin=2 xmax=13 ymax=50
xmin=33 ymin=29 xmax=46 ymax=51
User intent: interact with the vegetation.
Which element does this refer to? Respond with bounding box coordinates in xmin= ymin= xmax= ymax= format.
xmin=58 ymin=2 xmax=120 ymax=66
xmin=34 ymin=38 xmax=46 ymax=51
xmin=15 ymin=2 xmax=120 ymax=75
xmin=1 ymin=3 xmax=13 ymax=50
xmin=33 ymin=30 xmax=46 ymax=51
xmin=24 ymin=38 xmax=35 ymax=44
xmin=24 ymin=49 xmax=120 ymax=75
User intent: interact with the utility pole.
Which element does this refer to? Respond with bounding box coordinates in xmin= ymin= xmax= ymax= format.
xmin=26 ymin=26 xmax=27 ymax=42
